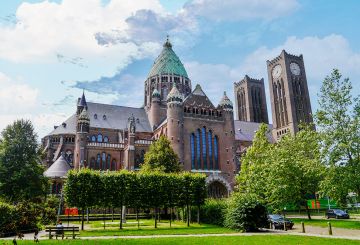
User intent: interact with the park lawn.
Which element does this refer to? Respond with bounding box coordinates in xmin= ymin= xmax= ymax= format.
xmin=7 ymin=235 xmax=360 ymax=245
xmin=79 ymin=219 xmax=233 ymax=236
xmin=292 ymin=218 xmax=360 ymax=230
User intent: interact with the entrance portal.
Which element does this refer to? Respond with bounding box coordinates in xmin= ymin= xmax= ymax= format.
xmin=208 ymin=181 xmax=228 ymax=199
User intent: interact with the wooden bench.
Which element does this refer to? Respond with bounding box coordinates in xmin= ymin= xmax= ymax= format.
xmin=45 ymin=226 xmax=79 ymax=239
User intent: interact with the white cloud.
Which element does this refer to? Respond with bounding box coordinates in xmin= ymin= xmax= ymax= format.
xmin=0 ymin=72 xmax=39 ymax=113
xmin=0 ymin=0 xmax=164 ymax=64
xmin=183 ymin=0 xmax=300 ymax=22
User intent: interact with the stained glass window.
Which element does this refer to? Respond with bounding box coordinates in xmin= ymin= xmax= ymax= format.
xmin=214 ymin=136 xmax=219 ymax=170
xmin=208 ymin=130 xmax=213 ymax=170
xmin=196 ymin=129 xmax=201 ymax=169
xmin=190 ymin=133 xmax=195 ymax=169
xmin=96 ymin=154 xmax=101 ymax=170
xmin=202 ymin=127 xmax=207 ymax=170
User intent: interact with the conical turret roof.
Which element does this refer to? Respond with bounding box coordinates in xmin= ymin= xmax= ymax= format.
xmin=78 ymin=108 xmax=90 ymax=122
xmin=44 ymin=154 xmax=72 ymax=178
xmin=152 ymin=88 xmax=161 ymax=98
xmin=78 ymin=91 xmax=87 ymax=108
xmin=148 ymin=37 xmax=188 ymax=78
xmin=219 ymin=91 xmax=233 ymax=109
xmin=167 ymin=86 xmax=183 ymax=102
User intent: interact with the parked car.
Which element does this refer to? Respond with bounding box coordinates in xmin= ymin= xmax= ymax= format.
xmin=325 ymin=209 xmax=350 ymax=219
xmin=268 ymin=214 xmax=294 ymax=230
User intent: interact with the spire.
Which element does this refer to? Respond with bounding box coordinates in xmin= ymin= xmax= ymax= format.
xmin=163 ymin=35 xmax=172 ymax=48
xmin=152 ymin=88 xmax=161 ymax=98
xmin=78 ymin=90 xmax=87 ymax=109
xmin=219 ymin=91 xmax=233 ymax=110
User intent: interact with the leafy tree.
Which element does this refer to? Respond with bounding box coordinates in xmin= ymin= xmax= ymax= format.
xmin=0 ymin=119 xmax=48 ymax=202
xmin=141 ymin=136 xmax=181 ymax=173
xmin=266 ymin=126 xmax=324 ymax=219
xmin=237 ymin=123 xmax=273 ymax=200
xmin=63 ymin=169 xmax=103 ymax=230
xmin=238 ymin=125 xmax=324 ymax=219
xmin=316 ymin=69 xmax=360 ymax=204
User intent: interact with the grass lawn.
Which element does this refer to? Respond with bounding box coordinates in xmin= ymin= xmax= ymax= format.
xmin=5 ymin=235 xmax=360 ymax=245
xmin=78 ymin=219 xmax=233 ymax=236
xmin=292 ymin=218 xmax=360 ymax=230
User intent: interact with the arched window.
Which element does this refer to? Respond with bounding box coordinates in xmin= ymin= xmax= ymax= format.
xmin=102 ymin=152 xmax=106 ymax=170
xmin=90 ymin=158 xmax=95 ymax=169
xmin=190 ymin=133 xmax=195 ymax=169
xmin=111 ymin=159 xmax=117 ymax=171
xmin=96 ymin=154 xmax=101 ymax=169
xmin=103 ymin=136 xmax=109 ymax=143
xmin=97 ymin=134 xmax=103 ymax=143
xmin=214 ymin=136 xmax=219 ymax=170
xmin=91 ymin=135 xmax=96 ymax=142
xmin=202 ymin=127 xmax=207 ymax=170
xmin=196 ymin=129 xmax=201 ymax=169
xmin=208 ymin=130 xmax=213 ymax=170
xmin=56 ymin=183 xmax=62 ymax=194
xmin=52 ymin=183 xmax=56 ymax=194
xmin=65 ymin=150 xmax=73 ymax=164
xmin=107 ymin=154 xmax=111 ymax=170
xmin=161 ymin=86 xmax=168 ymax=100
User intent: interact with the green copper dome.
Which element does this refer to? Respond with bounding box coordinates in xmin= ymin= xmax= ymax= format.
xmin=148 ymin=38 xmax=188 ymax=78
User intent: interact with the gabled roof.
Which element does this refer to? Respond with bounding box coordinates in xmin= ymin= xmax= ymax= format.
xmin=47 ymin=102 xmax=152 ymax=136
xmin=234 ymin=120 xmax=274 ymax=142
xmin=44 ymin=154 xmax=71 ymax=178
xmin=148 ymin=38 xmax=188 ymax=78
xmin=183 ymin=84 xmax=215 ymax=109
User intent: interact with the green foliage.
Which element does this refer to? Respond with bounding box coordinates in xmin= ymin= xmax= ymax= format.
xmin=316 ymin=69 xmax=360 ymax=203
xmin=64 ymin=169 xmax=207 ymax=229
xmin=0 ymin=201 xmax=17 ymax=234
xmin=40 ymin=195 xmax=60 ymax=225
xmin=0 ymin=119 xmax=49 ymax=202
xmin=224 ymin=193 xmax=268 ymax=232
xmin=142 ymin=136 xmax=181 ymax=173
xmin=238 ymin=123 xmax=324 ymax=217
xmin=190 ymin=199 xmax=227 ymax=226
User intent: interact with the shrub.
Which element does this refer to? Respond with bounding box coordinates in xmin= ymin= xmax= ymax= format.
xmin=188 ymin=199 xmax=227 ymax=225
xmin=0 ymin=202 xmax=17 ymax=236
xmin=224 ymin=193 xmax=268 ymax=232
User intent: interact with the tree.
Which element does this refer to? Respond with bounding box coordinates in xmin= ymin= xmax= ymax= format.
xmin=141 ymin=136 xmax=181 ymax=173
xmin=237 ymin=123 xmax=273 ymax=200
xmin=63 ymin=169 xmax=103 ymax=230
xmin=316 ymin=69 xmax=360 ymax=204
xmin=266 ymin=126 xmax=324 ymax=219
xmin=238 ymin=124 xmax=324 ymax=219
xmin=0 ymin=119 xmax=48 ymax=202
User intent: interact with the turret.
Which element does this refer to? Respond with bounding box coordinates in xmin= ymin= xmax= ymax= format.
xmin=77 ymin=91 xmax=88 ymax=115
xmin=166 ymin=86 xmax=184 ymax=164
xmin=74 ymin=98 xmax=90 ymax=169
xmin=149 ymin=89 xmax=162 ymax=129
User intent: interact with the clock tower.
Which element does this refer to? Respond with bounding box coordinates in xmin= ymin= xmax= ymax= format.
xmin=267 ymin=50 xmax=313 ymax=140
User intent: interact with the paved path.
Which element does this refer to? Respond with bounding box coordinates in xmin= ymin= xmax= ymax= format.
xmin=2 ymin=228 xmax=360 ymax=241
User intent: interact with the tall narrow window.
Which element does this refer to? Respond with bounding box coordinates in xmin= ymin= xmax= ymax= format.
xmin=214 ymin=136 xmax=219 ymax=170
xmin=202 ymin=127 xmax=207 ymax=170
xmin=102 ymin=152 xmax=106 ymax=170
xmin=196 ymin=129 xmax=201 ymax=169
xmin=96 ymin=154 xmax=101 ymax=170
xmin=107 ymin=154 xmax=111 ymax=170
xmin=90 ymin=158 xmax=95 ymax=169
xmin=104 ymin=136 xmax=109 ymax=143
xmin=190 ymin=133 xmax=195 ymax=169
xmin=111 ymin=160 xmax=117 ymax=171
xmin=208 ymin=130 xmax=213 ymax=170
xmin=97 ymin=134 xmax=103 ymax=143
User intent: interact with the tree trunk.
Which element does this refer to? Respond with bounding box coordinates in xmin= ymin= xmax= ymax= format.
xmin=154 ymin=208 xmax=157 ymax=228
xmin=305 ymin=204 xmax=312 ymax=220
xmin=187 ymin=204 xmax=190 ymax=227
xmin=169 ymin=207 xmax=172 ymax=228
xmin=120 ymin=204 xmax=123 ymax=229
xmin=112 ymin=208 xmax=114 ymax=222
xmin=197 ymin=205 xmax=200 ymax=224
xmin=103 ymin=208 xmax=106 ymax=229
xmin=136 ymin=208 xmax=139 ymax=229
xmin=81 ymin=209 xmax=85 ymax=231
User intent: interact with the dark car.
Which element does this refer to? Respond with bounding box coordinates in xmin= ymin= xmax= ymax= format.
xmin=325 ymin=209 xmax=350 ymax=219
xmin=268 ymin=214 xmax=294 ymax=230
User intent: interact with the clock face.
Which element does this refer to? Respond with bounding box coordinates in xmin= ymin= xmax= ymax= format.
xmin=290 ymin=62 xmax=301 ymax=75
xmin=272 ymin=65 xmax=282 ymax=79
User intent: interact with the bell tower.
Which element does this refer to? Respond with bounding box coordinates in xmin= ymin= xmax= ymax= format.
xmin=267 ymin=50 xmax=313 ymax=140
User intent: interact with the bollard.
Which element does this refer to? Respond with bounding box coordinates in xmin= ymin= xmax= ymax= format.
xmin=328 ymin=222 xmax=332 ymax=235
xmin=301 ymin=222 xmax=305 ymax=233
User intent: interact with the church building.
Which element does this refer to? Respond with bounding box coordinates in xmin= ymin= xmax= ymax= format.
xmin=42 ymin=38 xmax=313 ymax=198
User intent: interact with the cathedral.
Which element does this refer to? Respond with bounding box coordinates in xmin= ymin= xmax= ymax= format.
xmin=43 ymin=38 xmax=313 ymax=198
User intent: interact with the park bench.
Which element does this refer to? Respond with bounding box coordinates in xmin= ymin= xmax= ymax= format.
xmin=45 ymin=226 xmax=79 ymax=239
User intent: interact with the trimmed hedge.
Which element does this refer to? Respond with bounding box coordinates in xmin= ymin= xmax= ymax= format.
xmin=188 ymin=199 xmax=227 ymax=226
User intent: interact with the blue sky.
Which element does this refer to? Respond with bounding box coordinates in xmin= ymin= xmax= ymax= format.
xmin=0 ymin=0 xmax=359 ymax=137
